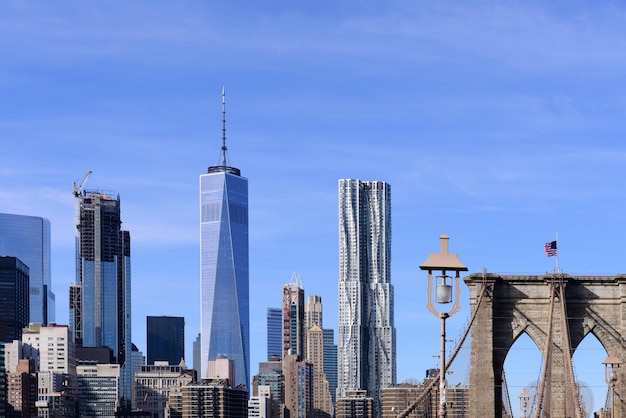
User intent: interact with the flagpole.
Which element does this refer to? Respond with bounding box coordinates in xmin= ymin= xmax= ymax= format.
xmin=555 ymin=231 xmax=559 ymax=272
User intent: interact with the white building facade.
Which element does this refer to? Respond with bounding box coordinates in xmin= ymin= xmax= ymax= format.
xmin=248 ymin=385 xmax=271 ymax=418
xmin=337 ymin=179 xmax=396 ymax=415
xmin=77 ymin=363 xmax=120 ymax=417
xmin=20 ymin=323 xmax=77 ymax=416
xmin=133 ymin=360 xmax=195 ymax=418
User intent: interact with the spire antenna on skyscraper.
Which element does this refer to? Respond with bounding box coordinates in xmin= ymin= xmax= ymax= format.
xmin=220 ymin=86 xmax=228 ymax=167
xmin=208 ymin=87 xmax=240 ymax=176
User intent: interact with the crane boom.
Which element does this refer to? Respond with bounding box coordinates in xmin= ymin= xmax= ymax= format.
xmin=72 ymin=171 xmax=93 ymax=197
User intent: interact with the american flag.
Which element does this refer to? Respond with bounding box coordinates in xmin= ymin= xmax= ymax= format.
xmin=544 ymin=240 xmax=557 ymax=257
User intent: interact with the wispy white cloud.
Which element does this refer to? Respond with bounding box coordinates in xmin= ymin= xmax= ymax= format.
xmin=4 ymin=1 xmax=625 ymax=78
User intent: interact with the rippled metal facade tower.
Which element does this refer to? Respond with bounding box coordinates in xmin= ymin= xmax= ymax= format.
xmin=337 ymin=179 xmax=396 ymax=415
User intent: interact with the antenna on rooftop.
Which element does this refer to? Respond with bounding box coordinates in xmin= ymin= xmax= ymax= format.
xmin=220 ymin=86 xmax=228 ymax=166
xmin=207 ymin=86 xmax=240 ymax=176
xmin=289 ymin=272 xmax=304 ymax=288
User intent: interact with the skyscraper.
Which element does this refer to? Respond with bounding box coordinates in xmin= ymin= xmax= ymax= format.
xmin=200 ymin=89 xmax=249 ymax=388
xmin=147 ymin=316 xmax=185 ymax=365
xmin=283 ymin=353 xmax=313 ymax=418
xmin=0 ymin=213 xmax=54 ymax=325
xmin=323 ymin=328 xmax=338 ymax=406
xmin=282 ymin=273 xmax=305 ymax=358
xmin=0 ymin=256 xmax=29 ymax=343
xmin=307 ymin=324 xmax=334 ymax=418
xmin=266 ymin=308 xmax=282 ymax=360
xmin=193 ymin=333 xmax=201 ymax=378
xmin=337 ymin=179 xmax=396 ymax=414
xmin=304 ymin=294 xmax=323 ymax=332
xmin=70 ymin=188 xmax=132 ymax=402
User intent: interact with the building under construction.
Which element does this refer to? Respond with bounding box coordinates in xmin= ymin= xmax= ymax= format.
xmin=70 ymin=175 xmax=133 ymax=404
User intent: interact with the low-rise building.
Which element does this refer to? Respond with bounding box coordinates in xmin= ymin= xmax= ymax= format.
xmin=6 ymin=358 xmax=37 ymax=417
xmin=248 ymin=385 xmax=272 ymax=417
xmin=336 ymin=389 xmax=373 ymax=418
xmin=381 ymin=377 xmax=469 ymax=418
xmin=77 ymin=363 xmax=120 ymax=417
xmin=181 ymin=378 xmax=248 ymax=418
xmin=21 ymin=323 xmax=78 ymax=416
xmin=133 ymin=359 xmax=195 ymax=418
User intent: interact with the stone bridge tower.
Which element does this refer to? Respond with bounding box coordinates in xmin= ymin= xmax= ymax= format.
xmin=464 ymin=272 xmax=626 ymax=417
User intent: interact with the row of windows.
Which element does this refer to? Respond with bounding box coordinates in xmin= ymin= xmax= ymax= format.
xmin=201 ymin=202 xmax=248 ymax=224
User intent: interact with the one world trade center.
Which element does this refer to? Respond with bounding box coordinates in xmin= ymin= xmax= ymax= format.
xmin=200 ymin=89 xmax=249 ymax=388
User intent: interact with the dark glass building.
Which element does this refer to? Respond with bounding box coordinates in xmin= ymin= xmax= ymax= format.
xmin=147 ymin=316 xmax=185 ymax=365
xmin=323 ymin=328 xmax=338 ymax=405
xmin=0 ymin=256 xmax=29 ymax=343
xmin=266 ymin=307 xmax=281 ymax=360
xmin=0 ymin=213 xmax=54 ymax=325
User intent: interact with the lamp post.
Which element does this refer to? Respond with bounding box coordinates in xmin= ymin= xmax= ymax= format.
xmin=420 ymin=234 xmax=467 ymax=418
xmin=603 ymin=354 xmax=622 ymax=418
xmin=518 ymin=387 xmax=530 ymax=418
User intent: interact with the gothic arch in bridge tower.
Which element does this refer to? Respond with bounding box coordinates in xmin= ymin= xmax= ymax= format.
xmin=464 ymin=272 xmax=626 ymax=418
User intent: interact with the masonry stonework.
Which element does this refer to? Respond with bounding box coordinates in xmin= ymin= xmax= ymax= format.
xmin=464 ymin=273 xmax=626 ymax=418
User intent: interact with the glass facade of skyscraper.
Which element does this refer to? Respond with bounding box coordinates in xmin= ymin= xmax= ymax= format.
xmin=200 ymin=166 xmax=249 ymax=387
xmin=72 ymin=191 xmax=132 ymax=403
xmin=337 ymin=179 xmax=396 ymax=415
xmin=147 ymin=315 xmax=185 ymax=365
xmin=0 ymin=257 xmax=30 ymax=343
xmin=323 ymin=328 xmax=338 ymax=405
xmin=0 ymin=213 xmax=54 ymax=325
xmin=267 ymin=307 xmax=282 ymax=360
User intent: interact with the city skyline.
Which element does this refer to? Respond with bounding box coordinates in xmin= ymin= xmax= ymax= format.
xmin=2 ymin=2 xmax=626 ymax=415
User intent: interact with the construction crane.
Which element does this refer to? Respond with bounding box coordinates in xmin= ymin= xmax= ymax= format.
xmin=72 ymin=171 xmax=92 ymax=197
xmin=141 ymin=392 xmax=148 ymax=411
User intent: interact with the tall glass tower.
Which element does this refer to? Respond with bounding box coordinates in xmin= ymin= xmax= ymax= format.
xmin=337 ymin=179 xmax=396 ymax=414
xmin=323 ymin=328 xmax=338 ymax=406
xmin=200 ymin=89 xmax=249 ymax=388
xmin=70 ymin=189 xmax=132 ymax=403
xmin=266 ymin=307 xmax=282 ymax=360
xmin=0 ymin=213 xmax=54 ymax=325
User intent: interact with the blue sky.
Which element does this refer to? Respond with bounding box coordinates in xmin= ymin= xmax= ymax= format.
xmin=2 ymin=1 xmax=626 ymax=415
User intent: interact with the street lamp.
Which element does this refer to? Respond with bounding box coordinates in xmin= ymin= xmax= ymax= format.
xmin=518 ymin=387 xmax=530 ymax=418
xmin=603 ymin=354 xmax=622 ymax=418
xmin=420 ymin=234 xmax=467 ymax=418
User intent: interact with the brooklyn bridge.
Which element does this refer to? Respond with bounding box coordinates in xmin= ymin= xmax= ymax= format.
xmin=389 ymin=270 xmax=625 ymax=418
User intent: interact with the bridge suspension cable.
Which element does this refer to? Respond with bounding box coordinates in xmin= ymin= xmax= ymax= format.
xmin=397 ymin=278 xmax=489 ymax=418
